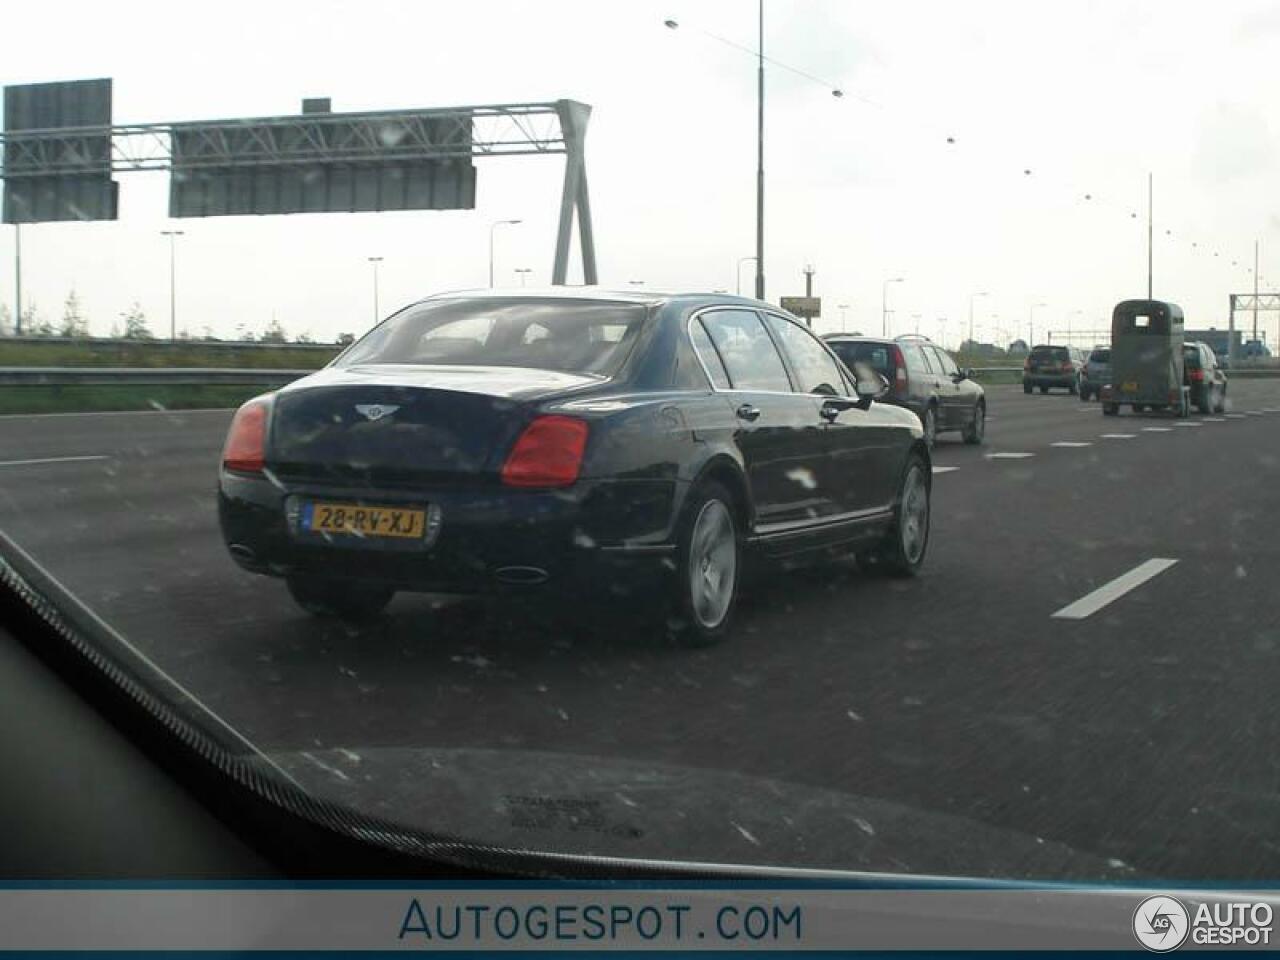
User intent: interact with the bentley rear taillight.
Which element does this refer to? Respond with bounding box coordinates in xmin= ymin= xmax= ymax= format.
xmin=222 ymin=397 xmax=271 ymax=473
xmin=501 ymin=415 xmax=590 ymax=488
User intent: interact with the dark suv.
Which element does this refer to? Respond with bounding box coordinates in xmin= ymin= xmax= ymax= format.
xmin=1023 ymin=345 xmax=1085 ymax=394
xmin=1183 ymin=341 xmax=1227 ymax=413
xmin=823 ymin=333 xmax=986 ymax=448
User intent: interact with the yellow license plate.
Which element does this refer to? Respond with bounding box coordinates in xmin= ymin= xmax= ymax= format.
xmin=1123 ymin=381 xmax=1139 ymax=392
xmin=304 ymin=502 xmax=426 ymax=539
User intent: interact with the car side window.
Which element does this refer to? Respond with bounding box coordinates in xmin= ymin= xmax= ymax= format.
xmin=763 ymin=314 xmax=844 ymax=396
xmin=901 ymin=344 xmax=929 ymax=377
xmin=700 ymin=310 xmax=793 ymax=392
xmin=931 ymin=347 xmax=959 ymax=377
xmin=689 ymin=319 xmax=732 ymax=389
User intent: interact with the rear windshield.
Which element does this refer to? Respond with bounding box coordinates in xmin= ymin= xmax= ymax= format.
xmin=1089 ymin=349 xmax=1111 ymax=362
xmin=1183 ymin=345 xmax=1202 ymax=367
xmin=1030 ymin=346 xmax=1069 ymax=361
xmin=335 ymin=299 xmax=647 ymax=376
xmin=1114 ymin=306 xmax=1174 ymax=335
xmin=828 ymin=341 xmax=893 ymax=378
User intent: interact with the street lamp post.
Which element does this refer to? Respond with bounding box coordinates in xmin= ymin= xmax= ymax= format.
xmin=367 ymin=257 xmax=383 ymax=325
xmin=160 ymin=230 xmax=185 ymax=341
xmin=628 ymin=280 xmax=645 ymax=286
xmin=514 ymin=268 xmax=533 ymax=287
xmin=1029 ymin=301 xmax=1047 ymax=346
xmin=488 ymin=219 xmax=522 ymax=287
xmin=837 ymin=302 xmax=850 ymax=331
xmin=736 ymin=256 xmax=758 ymax=297
xmin=882 ymin=277 xmax=905 ymax=337
xmin=13 ymin=222 xmax=21 ymax=336
xmin=968 ymin=291 xmax=990 ymax=347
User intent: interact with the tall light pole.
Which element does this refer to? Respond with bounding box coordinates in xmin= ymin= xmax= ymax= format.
xmin=736 ymin=256 xmax=758 ymax=297
xmin=911 ymin=312 xmax=922 ymax=334
xmin=1066 ymin=309 xmax=1083 ymax=346
xmin=1028 ymin=301 xmax=1047 ymax=346
xmin=514 ymin=267 xmax=532 ymax=287
xmin=882 ymin=277 xmax=904 ymax=337
xmin=12 ymin=222 xmax=21 ymax=336
xmin=628 ymin=280 xmax=645 ymax=286
xmin=1253 ymin=239 xmax=1260 ymax=343
xmin=1152 ymin=172 xmax=1162 ymax=300
xmin=754 ymin=0 xmax=765 ymax=301
xmin=488 ymin=219 xmax=522 ymax=287
xmin=967 ymin=291 xmax=989 ymax=346
xmin=367 ymin=256 xmax=383 ymax=325
xmin=837 ymin=302 xmax=850 ymax=331
xmin=160 ymin=230 xmax=185 ymax=341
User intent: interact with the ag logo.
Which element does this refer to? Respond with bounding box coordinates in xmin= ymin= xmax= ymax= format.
xmin=354 ymin=404 xmax=399 ymax=421
xmin=1133 ymin=896 xmax=1190 ymax=952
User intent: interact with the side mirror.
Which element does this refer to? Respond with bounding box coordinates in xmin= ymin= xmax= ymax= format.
xmin=820 ymin=396 xmax=860 ymax=421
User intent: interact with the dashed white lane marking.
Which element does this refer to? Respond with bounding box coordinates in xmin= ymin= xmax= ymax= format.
xmin=1246 ymin=410 xmax=1264 ymax=416
xmin=1051 ymin=558 xmax=1179 ymax=620
xmin=985 ymin=452 xmax=1035 ymax=459
xmin=1141 ymin=427 xmax=1173 ymax=432
xmin=1226 ymin=413 xmax=1247 ymax=419
xmin=1051 ymin=441 xmax=1093 ymax=448
xmin=1263 ymin=408 xmax=1280 ymax=413
xmin=1173 ymin=421 xmax=1203 ymax=427
xmin=1101 ymin=433 xmax=1137 ymax=439
xmin=931 ymin=466 xmax=959 ymax=475
xmin=1202 ymin=417 xmax=1226 ymax=422
xmin=0 ymin=455 xmax=109 ymax=468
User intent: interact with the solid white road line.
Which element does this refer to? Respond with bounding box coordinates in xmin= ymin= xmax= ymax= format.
xmin=0 ymin=455 xmax=109 ymax=468
xmin=1100 ymin=433 xmax=1137 ymax=439
xmin=931 ymin=466 xmax=959 ymax=475
xmin=1141 ymin=427 xmax=1172 ymax=432
xmin=1051 ymin=441 xmax=1093 ymax=447
xmin=1051 ymin=558 xmax=1179 ymax=620
xmin=0 ymin=407 xmax=235 ymax=421
xmin=986 ymin=452 xmax=1035 ymax=459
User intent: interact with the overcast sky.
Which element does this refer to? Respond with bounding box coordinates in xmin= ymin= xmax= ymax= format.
xmin=2 ymin=0 xmax=1279 ymax=347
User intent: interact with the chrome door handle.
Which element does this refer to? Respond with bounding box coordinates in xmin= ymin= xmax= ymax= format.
xmin=736 ymin=403 xmax=761 ymax=422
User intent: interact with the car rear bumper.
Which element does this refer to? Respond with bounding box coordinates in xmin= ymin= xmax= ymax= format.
xmin=218 ymin=470 xmax=680 ymax=596
xmin=1023 ymin=374 xmax=1077 ymax=387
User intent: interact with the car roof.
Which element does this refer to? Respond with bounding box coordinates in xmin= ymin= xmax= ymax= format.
xmin=414 ymin=288 xmax=782 ymax=311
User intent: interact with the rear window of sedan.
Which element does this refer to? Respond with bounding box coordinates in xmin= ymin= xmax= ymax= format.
xmin=1089 ymin=349 xmax=1111 ymax=363
xmin=336 ymin=298 xmax=647 ymax=376
xmin=1030 ymin=346 xmax=1069 ymax=362
xmin=829 ymin=341 xmax=892 ymax=379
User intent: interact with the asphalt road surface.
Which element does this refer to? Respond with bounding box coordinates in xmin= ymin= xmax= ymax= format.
xmin=2 ymin=383 xmax=1280 ymax=880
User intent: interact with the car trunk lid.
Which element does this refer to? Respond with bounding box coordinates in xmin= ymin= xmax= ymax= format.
xmin=268 ymin=364 xmax=601 ymax=487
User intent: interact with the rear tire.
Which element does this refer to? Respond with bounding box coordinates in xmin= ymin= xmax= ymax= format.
xmin=1214 ymin=388 xmax=1227 ymax=414
xmin=962 ymin=401 xmax=985 ymax=445
xmin=1196 ymin=392 xmax=1211 ymax=415
xmin=1023 ymin=382 xmax=1033 ymax=395
xmin=287 ymin=577 xmax=394 ymax=621
xmin=1079 ymin=387 xmax=1091 ymax=402
xmin=1133 ymin=403 xmax=1146 ymax=413
xmin=1068 ymin=378 xmax=1079 ymax=396
xmin=666 ymin=481 xmax=741 ymax=648
xmin=869 ymin=453 xmax=930 ymax=577
xmin=1039 ymin=386 xmax=1048 ymax=394
xmin=1102 ymin=403 xmax=1119 ymax=416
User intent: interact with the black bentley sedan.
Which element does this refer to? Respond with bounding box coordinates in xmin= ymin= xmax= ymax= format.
xmin=218 ymin=291 xmax=930 ymax=645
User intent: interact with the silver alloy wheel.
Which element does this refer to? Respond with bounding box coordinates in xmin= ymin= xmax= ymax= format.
xmin=899 ymin=465 xmax=929 ymax=565
xmin=923 ymin=406 xmax=937 ymax=446
xmin=688 ymin=499 xmax=737 ymax=630
xmin=972 ymin=404 xmax=985 ymax=441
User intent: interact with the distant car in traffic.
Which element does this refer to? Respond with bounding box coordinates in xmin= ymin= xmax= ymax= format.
xmin=822 ymin=333 xmax=986 ymax=448
xmin=1183 ymin=341 xmax=1228 ymax=413
xmin=1023 ymin=345 xmax=1085 ymax=394
xmin=218 ymin=291 xmax=931 ymax=647
xmin=1079 ymin=347 xmax=1111 ymax=402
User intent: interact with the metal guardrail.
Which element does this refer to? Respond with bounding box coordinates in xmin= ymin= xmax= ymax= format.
xmin=0 ymin=367 xmax=314 ymax=387
xmin=966 ymin=366 xmax=1280 ymax=379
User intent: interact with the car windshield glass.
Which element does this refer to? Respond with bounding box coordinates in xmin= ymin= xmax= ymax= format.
xmin=336 ymin=299 xmax=646 ymax=376
xmin=4 ymin=0 xmax=1280 ymax=891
